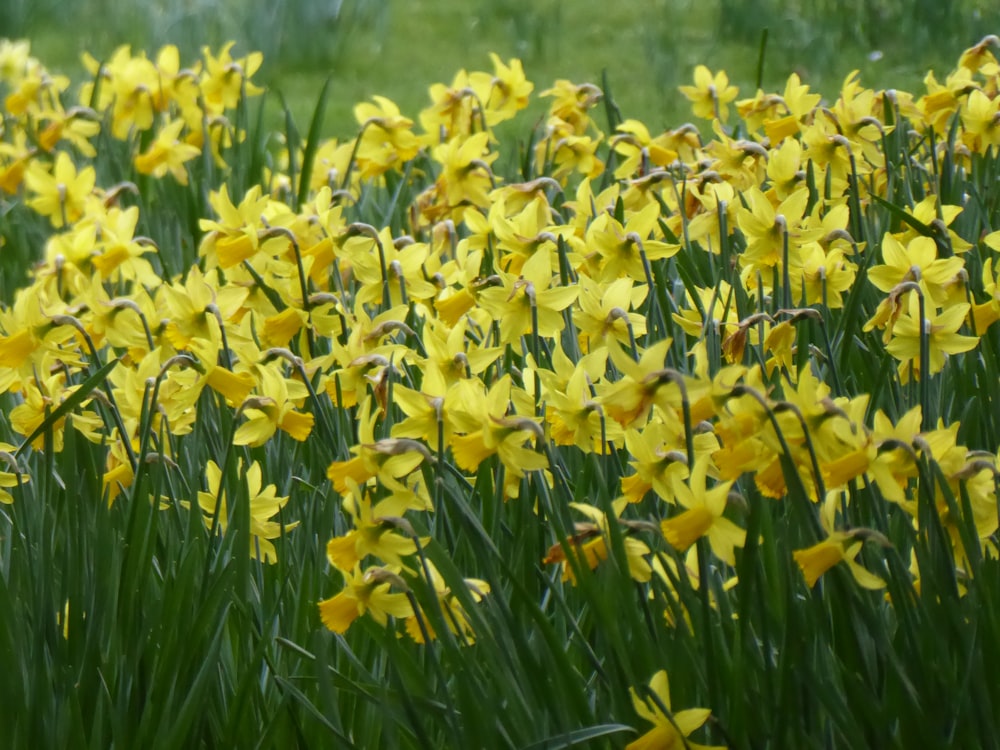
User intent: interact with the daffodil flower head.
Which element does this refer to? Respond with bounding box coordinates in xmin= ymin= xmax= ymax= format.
xmin=318 ymin=564 xmax=413 ymax=634
xmin=679 ymin=65 xmax=739 ymax=122
xmin=325 ymin=478 xmax=418 ymax=572
xmin=661 ymin=455 xmax=745 ymax=566
xmin=196 ymin=458 xmax=295 ymax=564
xmin=627 ymin=669 xmax=724 ymax=750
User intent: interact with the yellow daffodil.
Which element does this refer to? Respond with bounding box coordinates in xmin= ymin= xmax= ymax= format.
xmin=620 ymin=419 xmax=700 ymax=504
xmin=489 ymin=193 xmax=576 ymax=274
xmin=79 ymin=45 xmax=158 ymax=138
xmin=543 ymin=501 xmax=652 ymax=584
xmin=198 ymin=184 xmax=278 ymax=269
xmin=573 ymin=275 xmax=647 ymax=352
xmin=661 ymin=455 xmax=745 ymax=566
xmin=196 ymin=459 xmax=296 ymax=563
xmin=679 ymin=65 xmax=738 ymax=122
xmin=867 ymin=233 xmax=965 ymax=305
xmin=134 ymin=118 xmax=200 ymax=184
xmin=482 ymin=53 xmax=533 ymax=125
xmin=477 ymin=245 xmax=579 ymax=345
xmin=157 ymin=265 xmax=248 ymax=359
xmin=405 ymin=560 xmax=489 ymax=645
xmin=960 ymin=88 xmax=1000 ymax=153
xmin=627 ymin=669 xmax=724 ymax=750
xmin=884 ymin=296 xmax=978 ymax=380
xmin=0 ymin=444 xmax=28 ymax=504
xmin=84 ymin=205 xmax=161 ymax=286
xmin=35 ymin=106 xmax=100 ymax=157
xmin=353 ymin=96 xmax=421 ymax=179
xmin=793 ymin=530 xmax=884 ymax=590
xmin=325 ymin=479 xmax=418 ymax=572
xmin=891 ymin=195 xmax=971 ymax=255
xmin=199 ymin=42 xmax=263 ymax=114
xmin=539 ymin=79 xmax=602 ymax=135
xmin=234 ymin=363 xmax=314 ymax=446
xmin=672 ymin=280 xmax=741 ymax=340
xmin=326 ymin=398 xmax=430 ymax=494
xmin=449 ymin=375 xmax=548 ymax=497
xmin=346 ymin=227 xmax=438 ymax=307
xmin=736 ymin=186 xmax=819 ymax=281
xmin=319 ymin=303 xmax=411 ymax=408
xmin=318 ymin=565 xmax=413 ymax=634
xmin=682 ymin=180 xmax=738 ymax=255
xmin=610 ymin=119 xmax=679 ymax=179
xmin=599 ymin=338 xmax=677 ymax=430
xmin=585 ymin=201 xmax=679 ymax=282
xmin=540 ymin=356 xmax=617 ymax=452
xmin=24 ymin=151 xmax=96 ymax=228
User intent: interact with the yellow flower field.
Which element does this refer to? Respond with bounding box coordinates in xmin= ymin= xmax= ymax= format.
xmin=1 ymin=34 xmax=999 ymax=748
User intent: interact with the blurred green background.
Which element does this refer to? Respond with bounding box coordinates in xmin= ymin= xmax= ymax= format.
xmin=4 ymin=0 xmax=998 ymax=134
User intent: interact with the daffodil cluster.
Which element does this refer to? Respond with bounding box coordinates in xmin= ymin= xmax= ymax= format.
xmin=3 ymin=35 xmax=1000 ymax=744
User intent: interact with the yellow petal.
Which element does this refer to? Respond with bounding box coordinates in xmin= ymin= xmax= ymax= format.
xmin=793 ymin=540 xmax=843 ymax=588
xmin=279 ymin=409 xmax=314 ymax=441
xmin=318 ymin=592 xmax=359 ymax=633
xmin=205 ymin=366 xmax=256 ymax=406
xmin=661 ymin=507 xmax=714 ymax=552
xmin=326 ymin=533 xmax=360 ymax=571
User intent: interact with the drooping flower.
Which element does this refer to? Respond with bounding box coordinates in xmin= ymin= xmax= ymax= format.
xmin=318 ymin=565 xmax=413 ymax=634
